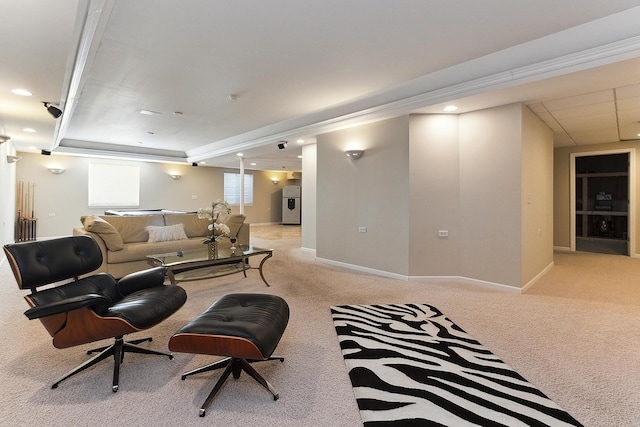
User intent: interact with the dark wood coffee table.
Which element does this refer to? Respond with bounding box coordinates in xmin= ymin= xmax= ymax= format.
xmin=146 ymin=245 xmax=273 ymax=286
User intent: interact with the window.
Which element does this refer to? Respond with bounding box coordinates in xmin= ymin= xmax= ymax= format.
xmin=224 ymin=172 xmax=253 ymax=205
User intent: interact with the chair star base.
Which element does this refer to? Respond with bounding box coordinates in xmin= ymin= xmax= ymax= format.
xmin=53 ymin=336 xmax=174 ymax=392
xmin=180 ymin=356 xmax=284 ymax=417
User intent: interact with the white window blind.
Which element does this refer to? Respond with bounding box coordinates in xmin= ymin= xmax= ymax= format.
xmin=224 ymin=172 xmax=253 ymax=205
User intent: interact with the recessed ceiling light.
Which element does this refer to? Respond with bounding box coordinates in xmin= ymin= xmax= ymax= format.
xmin=298 ymin=155 xmax=303 ymax=159
xmin=443 ymin=105 xmax=458 ymax=112
xmin=139 ymin=109 xmax=161 ymax=115
xmin=251 ymin=162 xmax=257 ymax=166
xmin=23 ymin=128 xmax=36 ymax=133
xmin=296 ymin=139 xmax=304 ymax=144
xmin=228 ymin=94 xmax=238 ymax=101
xmin=11 ymin=88 xmax=32 ymax=96
xmin=173 ymin=111 xmax=183 ymax=115
xmin=236 ymin=152 xmax=244 ymax=157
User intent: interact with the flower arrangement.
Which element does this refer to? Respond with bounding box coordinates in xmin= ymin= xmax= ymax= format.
xmin=197 ymin=199 xmax=231 ymax=244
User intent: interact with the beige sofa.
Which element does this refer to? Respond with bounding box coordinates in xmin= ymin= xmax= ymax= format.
xmin=72 ymin=213 xmax=249 ymax=278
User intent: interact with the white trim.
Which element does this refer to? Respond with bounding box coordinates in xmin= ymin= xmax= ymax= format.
xmin=317 ymin=257 xmax=409 ymax=281
xmin=554 ymin=245 xmax=572 ymax=252
xmin=317 ymin=257 xmax=523 ymax=293
xmin=412 ymin=276 xmax=522 ymax=294
xmin=521 ymin=261 xmax=554 ymax=293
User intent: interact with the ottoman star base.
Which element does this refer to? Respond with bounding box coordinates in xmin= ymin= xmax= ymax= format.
xmin=169 ymin=293 xmax=290 ymax=417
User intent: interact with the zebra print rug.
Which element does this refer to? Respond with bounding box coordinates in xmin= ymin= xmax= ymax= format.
xmin=331 ymin=304 xmax=582 ymax=426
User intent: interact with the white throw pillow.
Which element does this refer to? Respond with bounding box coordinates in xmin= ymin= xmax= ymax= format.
xmin=146 ymin=223 xmax=188 ymax=243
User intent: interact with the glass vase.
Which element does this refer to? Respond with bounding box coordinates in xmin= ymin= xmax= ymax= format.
xmin=208 ymin=240 xmax=218 ymax=259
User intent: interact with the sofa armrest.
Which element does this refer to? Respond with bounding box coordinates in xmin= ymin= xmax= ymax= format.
xmin=237 ymin=222 xmax=250 ymax=246
xmin=72 ymin=227 xmax=108 ymax=274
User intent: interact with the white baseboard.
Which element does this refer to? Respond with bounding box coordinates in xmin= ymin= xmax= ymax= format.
xmin=554 ymin=245 xmax=571 ymax=252
xmin=316 ymin=257 xmax=523 ymax=293
xmin=412 ymin=275 xmax=523 ymax=294
xmin=521 ymin=261 xmax=554 ymax=293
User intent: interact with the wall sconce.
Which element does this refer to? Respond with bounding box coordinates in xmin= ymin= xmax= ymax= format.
xmin=271 ymin=178 xmax=279 ymax=184
xmin=345 ymin=150 xmax=364 ymax=160
xmin=47 ymin=167 xmax=65 ymax=174
xmin=169 ymin=174 xmax=181 ymax=180
xmin=0 ymin=134 xmax=10 ymax=144
xmin=7 ymin=155 xmax=21 ymax=163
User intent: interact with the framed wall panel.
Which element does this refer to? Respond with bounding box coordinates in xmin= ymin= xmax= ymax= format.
xmin=88 ymin=163 xmax=140 ymax=208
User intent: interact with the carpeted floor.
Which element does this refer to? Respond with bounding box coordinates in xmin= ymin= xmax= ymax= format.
xmin=1 ymin=228 xmax=640 ymax=426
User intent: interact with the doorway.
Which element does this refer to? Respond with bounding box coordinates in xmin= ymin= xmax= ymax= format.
xmin=574 ymin=152 xmax=629 ymax=255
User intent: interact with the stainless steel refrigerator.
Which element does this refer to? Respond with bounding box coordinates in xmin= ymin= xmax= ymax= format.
xmin=282 ymin=185 xmax=301 ymax=225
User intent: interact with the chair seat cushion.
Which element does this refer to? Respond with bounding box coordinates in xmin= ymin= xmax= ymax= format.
xmin=106 ymin=285 xmax=187 ymax=329
xmin=169 ymin=293 xmax=289 ymax=359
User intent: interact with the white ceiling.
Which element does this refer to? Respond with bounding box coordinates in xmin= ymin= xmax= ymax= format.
xmin=3 ymin=1 xmax=640 ymax=172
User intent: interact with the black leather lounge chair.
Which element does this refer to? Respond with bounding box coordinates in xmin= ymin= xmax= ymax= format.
xmin=3 ymin=235 xmax=187 ymax=392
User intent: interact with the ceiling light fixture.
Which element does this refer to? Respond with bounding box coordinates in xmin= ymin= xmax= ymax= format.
xmin=47 ymin=167 xmax=65 ymax=174
xmin=7 ymin=155 xmax=21 ymax=163
xmin=0 ymin=134 xmax=10 ymax=143
xmin=297 ymin=139 xmax=304 ymax=144
xmin=43 ymin=102 xmax=62 ymax=118
xmin=443 ymin=105 xmax=458 ymax=112
xmin=228 ymin=94 xmax=238 ymax=101
xmin=23 ymin=128 xmax=36 ymax=133
xmin=169 ymin=174 xmax=181 ymax=180
xmin=345 ymin=149 xmax=364 ymax=160
xmin=139 ymin=109 xmax=161 ymax=115
xmin=11 ymin=88 xmax=32 ymax=96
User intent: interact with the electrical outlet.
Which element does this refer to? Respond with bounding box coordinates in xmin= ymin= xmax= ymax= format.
xmin=438 ymin=230 xmax=448 ymax=237
xmin=359 ymin=227 xmax=367 ymax=233
xmin=191 ymin=195 xmax=198 ymax=200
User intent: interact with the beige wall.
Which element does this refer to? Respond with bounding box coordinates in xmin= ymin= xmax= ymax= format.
xmin=301 ymin=143 xmax=317 ymax=251
xmin=554 ymin=143 xmax=638 ymax=255
xmin=459 ymin=104 xmax=524 ymax=287
xmin=0 ymin=141 xmax=18 ymax=246
xmin=408 ymin=114 xmax=461 ymax=275
xmin=521 ymin=106 xmax=554 ymax=285
xmin=317 ymin=116 xmax=411 ymax=275
xmin=11 ymin=152 xmax=292 ymax=238
xmin=313 ymin=104 xmax=553 ymax=289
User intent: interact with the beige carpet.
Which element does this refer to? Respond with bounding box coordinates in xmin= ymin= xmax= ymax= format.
xmin=1 ymin=230 xmax=639 ymax=426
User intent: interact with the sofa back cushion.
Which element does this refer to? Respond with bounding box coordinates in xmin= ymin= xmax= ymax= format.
xmin=218 ymin=213 xmax=246 ymax=237
xmin=81 ymin=215 xmax=125 ymax=251
xmin=163 ymin=213 xmax=211 ymax=237
xmin=101 ymin=215 xmax=165 ymax=243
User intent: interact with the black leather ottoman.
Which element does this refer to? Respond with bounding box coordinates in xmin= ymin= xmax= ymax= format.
xmin=169 ymin=293 xmax=289 ymax=417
